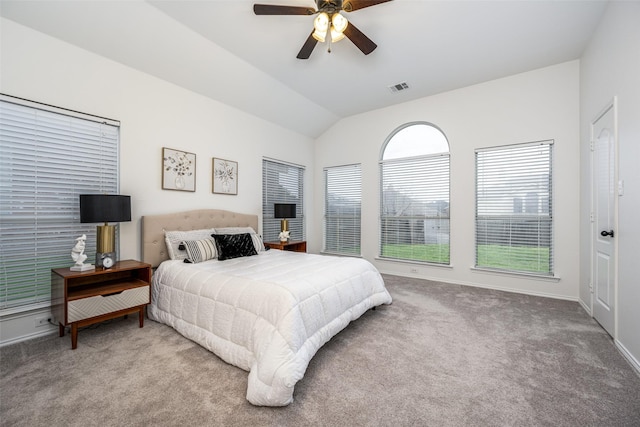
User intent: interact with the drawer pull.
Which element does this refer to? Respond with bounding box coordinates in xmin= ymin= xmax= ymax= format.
xmin=102 ymin=291 xmax=123 ymax=297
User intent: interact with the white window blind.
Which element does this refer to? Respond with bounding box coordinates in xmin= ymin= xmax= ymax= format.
xmin=324 ymin=164 xmax=361 ymax=256
xmin=475 ymin=141 xmax=553 ymax=275
xmin=262 ymin=158 xmax=305 ymax=242
xmin=0 ymin=96 xmax=119 ymax=313
xmin=380 ymin=154 xmax=450 ymax=264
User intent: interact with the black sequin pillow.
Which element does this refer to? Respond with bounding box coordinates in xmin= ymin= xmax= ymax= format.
xmin=211 ymin=233 xmax=258 ymax=261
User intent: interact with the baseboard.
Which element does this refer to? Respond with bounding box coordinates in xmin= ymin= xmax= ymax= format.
xmin=578 ymin=298 xmax=592 ymax=316
xmin=0 ymin=307 xmax=56 ymax=347
xmin=0 ymin=327 xmax=57 ymax=347
xmin=615 ymin=340 xmax=640 ymax=377
xmin=379 ymin=270 xmax=578 ymax=302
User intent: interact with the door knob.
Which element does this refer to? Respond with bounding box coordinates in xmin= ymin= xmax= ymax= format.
xmin=600 ymin=230 xmax=614 ymax=237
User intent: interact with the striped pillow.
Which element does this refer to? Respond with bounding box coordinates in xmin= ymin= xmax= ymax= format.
xmin=182 ymin=238 xmax=217 ymax=263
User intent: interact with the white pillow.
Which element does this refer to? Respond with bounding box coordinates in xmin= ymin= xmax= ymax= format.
xmin=213 ymin=227 xmax=265 ymax=252
xmin=164 ymin=228 xmax=216 ymax=260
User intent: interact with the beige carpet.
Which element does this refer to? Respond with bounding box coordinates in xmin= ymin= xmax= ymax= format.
xmin=2 ymin=274 xmax=639 ymax=426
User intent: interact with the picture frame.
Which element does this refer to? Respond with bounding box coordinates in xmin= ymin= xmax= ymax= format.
xmin=212 ymin=158 xmax=238 ymax=195
xmin=162 ymin=147 xmax=196 ymax=192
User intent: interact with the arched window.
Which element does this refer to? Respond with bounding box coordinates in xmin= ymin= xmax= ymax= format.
xmin=380 ymin=123 xmax=450 ymax=264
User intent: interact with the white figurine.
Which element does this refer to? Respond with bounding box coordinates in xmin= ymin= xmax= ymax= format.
xmin=278 ymin=230 xmax=290 ymax=242
xmin=70 ymin=234 xmax=95 ymax=271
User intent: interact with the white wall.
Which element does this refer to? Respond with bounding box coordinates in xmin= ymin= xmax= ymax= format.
xmin=4 ymin=8 xmax=636 ymax=369
xmin=0 ymin=18 xmax=314 ymax=344
xmin=579 ymin=1 xmax=640 ymax=370
xmin=314 ymin=61 xmax=581 ymax=300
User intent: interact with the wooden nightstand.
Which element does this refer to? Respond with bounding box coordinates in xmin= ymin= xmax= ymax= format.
xmin=51 ymin=260 xmax=152 ymax=349
xmin=264 ymin=240 xmax=307 ymax=253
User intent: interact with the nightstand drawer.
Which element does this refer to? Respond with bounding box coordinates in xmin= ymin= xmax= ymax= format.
xmin=68 ymin=285 xmax=150 ymax=322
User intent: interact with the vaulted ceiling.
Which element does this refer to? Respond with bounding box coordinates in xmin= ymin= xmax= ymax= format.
xmin=0 ymin=0 xmax=608 ymax=138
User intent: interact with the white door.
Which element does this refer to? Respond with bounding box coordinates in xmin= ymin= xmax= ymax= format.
xmin=592 ymin=101 xmax=617 ymax=337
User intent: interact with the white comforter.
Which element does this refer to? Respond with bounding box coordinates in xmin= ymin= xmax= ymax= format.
xmin=148 ymin=250 xmax=392 ymax=406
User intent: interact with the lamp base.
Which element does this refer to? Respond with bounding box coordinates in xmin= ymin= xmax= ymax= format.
xmin=280 ymin=219 xmax=289 ymax=233
xmin=96 ymin=224 xmax=116 ymax=253
xmin=95 ymin=223 xmax=116 ymax=268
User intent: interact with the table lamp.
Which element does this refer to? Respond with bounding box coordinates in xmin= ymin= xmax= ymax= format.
xmin=274 ymin=203 xmax=296 ymax=234
xmin=80 ymin=194 xmax=131 ymax=268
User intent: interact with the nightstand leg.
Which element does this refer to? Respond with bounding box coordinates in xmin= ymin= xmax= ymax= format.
xmin=71 ymin=323 xmax=78 ymax=350
xmin=59 ymin=323 xmax=65 ymax=337
xmin=138 ymin=307 xmax=144 ymax=328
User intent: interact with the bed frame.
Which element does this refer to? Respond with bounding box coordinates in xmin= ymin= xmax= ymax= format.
xmin=141 ymin=209 xmax=259 ymax=268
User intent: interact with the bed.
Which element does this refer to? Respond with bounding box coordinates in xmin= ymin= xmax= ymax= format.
xmin=142 ymin=209 xmax=392 ymax=406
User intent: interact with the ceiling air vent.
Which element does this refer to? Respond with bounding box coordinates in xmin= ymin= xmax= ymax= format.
xmin=388 ymin=82 xmax=409 ymax=93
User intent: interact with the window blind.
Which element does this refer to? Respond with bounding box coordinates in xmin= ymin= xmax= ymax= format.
xmin=324 ymin=164 xmax=361 ymax=256
xmin=262 ymin=158 xmax=305 ymax=242
xmin=380 ymin=153 xmax=450 ymax=264
xmin=475 ymin=141 xmax=553 ymax=275
xmin=0 ymin=97 xmax=119 ymax=313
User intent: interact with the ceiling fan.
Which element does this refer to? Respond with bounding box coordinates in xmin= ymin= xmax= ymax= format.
xmin=254 ymin=0 xmax=392 ymax=59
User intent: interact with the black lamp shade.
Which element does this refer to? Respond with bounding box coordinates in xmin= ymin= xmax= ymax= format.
xmin=274 ymin=203 xmax=296 ymax=219
xmin=80 ymin=195 xmax=131 ymax=223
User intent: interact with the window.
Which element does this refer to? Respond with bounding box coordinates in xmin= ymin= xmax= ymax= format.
xmin=0 ymin=95 xmax=120 ymax=312
xmin=380 ymin=123 xmax=450 ymax=264
xmin=475 ymin=141 xmax=553 ymax=275
xmin=324 ymin=164 xmax=361 ymax=256
xmin=262 ymin=158 xmax=305 ymax=242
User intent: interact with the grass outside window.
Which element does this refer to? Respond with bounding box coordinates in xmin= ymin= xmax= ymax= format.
xmin=477 ymin=244 xmax=550 ymax=274
xmin=381 ymin=244 xmax=450 ymax=264
xmin=380 ymin=244 xmax=550 ymax=274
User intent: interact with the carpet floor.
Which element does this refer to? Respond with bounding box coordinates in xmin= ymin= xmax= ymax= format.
xmin=1 ymin=274 xmax=639 ymax=426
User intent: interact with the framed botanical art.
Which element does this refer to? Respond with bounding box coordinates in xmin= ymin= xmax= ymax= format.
xmin=162 ymin=147 xmax=196 ymax=192
xmin=212 ymin=158 xmax=238 ymax=195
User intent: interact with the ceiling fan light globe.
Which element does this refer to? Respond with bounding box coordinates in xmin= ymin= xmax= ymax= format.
xmin=314 ymin=12 xmax=329 ymax=33
xmin=330 ymin=28 xmax=346 ymax=42
xmin=312 ymin=29 xmax=326 ymax=42
xmin=331 ymin=13 xmax=348 ymax=33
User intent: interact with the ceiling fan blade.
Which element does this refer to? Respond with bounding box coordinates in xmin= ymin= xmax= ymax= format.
xmin=343 ymin=22 xmax=377 ymax=55
xmin=343 ymin=0 xmax=393 ymax=13
xmin=253 ymin=4 xmax=316 ymax=15
xmin=297 ymin=31 xmax=319 ymax=59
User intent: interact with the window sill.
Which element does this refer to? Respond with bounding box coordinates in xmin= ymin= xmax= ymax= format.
xmin=320 ymin=251 xmax=363 ymax=258
xmin=375 ymin=257 xmax=453 ymax=269
xmin=470 ymin=267 xmax=560 ymax=282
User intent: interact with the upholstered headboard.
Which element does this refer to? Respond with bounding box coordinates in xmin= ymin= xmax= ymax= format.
xmin=141 ymin=209 xmax=259 ymax=267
